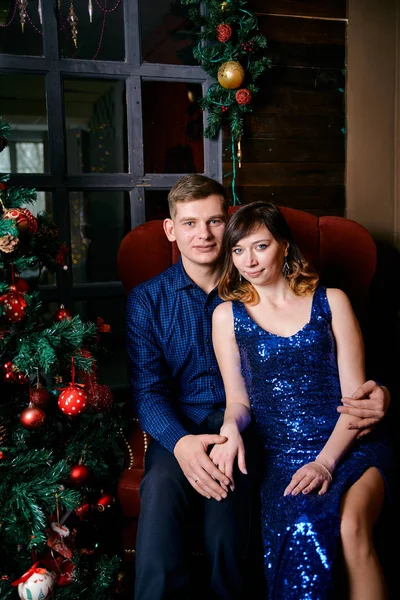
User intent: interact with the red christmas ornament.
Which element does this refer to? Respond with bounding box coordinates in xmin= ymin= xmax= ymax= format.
xmin=4 ymin=370 xmax=16 ymax=384
xmin=30 ymin=385 xmax=51 ymax=408
xmin=17 ymin=371 xmax=28 ymax=385
xmin=20 ymin=405 xmax=46 ymax=429
xmin=221 ymin=105 xmax=229 ymax=113
xmin=2 ymin=207 xmax=38 ymax=233
xmin=0 ymin=181 xmax=7 ymax=190
xmin=58 ymin=385 xmax=87 ymax=416
xmin=53 ymin=305 xmax=73 ymax=322
xmin=70 ymin=464 xmax=90 ymax=486
xmin=235 ymin=88 xmax=252 ymax=105
xmin=3 ymin=361 xmax=14 ymax=372
xmin=0 ymin=286 xmax=27 ymax=323
xmin=96 ymin=493 xmax=115 ymax=512
xmin=216 ymin=23 xmax=232 ymax=43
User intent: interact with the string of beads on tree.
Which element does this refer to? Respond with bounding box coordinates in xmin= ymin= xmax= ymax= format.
xmin=181 ymin=0 xmax=271 ymax=203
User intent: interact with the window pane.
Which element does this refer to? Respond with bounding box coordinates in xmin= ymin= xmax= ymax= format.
xmin=69 ymin=190 xmax=130 ymax=284
xmin=0 ymin=0 xmax=43 ymax=56
xmin=58 ymin=0 xmax=124 ymax=61
xmin=64 ymin=78 xmax=127 ymax=174
xmin=0 ymin=74 xmax=48 ymax=174
xmin=74 ymin=297 xmax=127 ymax=389
xmin=140 ymin=0 xmax=197 ymax=65
xmin=143 ymin=81 xmax=204 ymax=174
xmin=144 ymin=189 xmax=170 ymax=221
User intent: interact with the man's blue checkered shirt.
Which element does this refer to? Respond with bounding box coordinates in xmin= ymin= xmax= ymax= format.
xmin=126 ymin=258 xmax=226 ymax=453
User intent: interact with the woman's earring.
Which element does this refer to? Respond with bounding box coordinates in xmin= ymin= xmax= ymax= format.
xmin=239 ymin=273 xmax=243 ymax=283
xmin=282 ymin=257 xmax=290 ymax=278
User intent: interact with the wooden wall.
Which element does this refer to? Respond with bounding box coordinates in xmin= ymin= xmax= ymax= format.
xmin=223 ymin=1 xmax=347 ymax=215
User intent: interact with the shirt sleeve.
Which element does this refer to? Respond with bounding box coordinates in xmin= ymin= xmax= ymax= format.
xmin=126 ymin=287 xmax=189 ymax=453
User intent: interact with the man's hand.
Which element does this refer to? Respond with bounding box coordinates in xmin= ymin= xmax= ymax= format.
xmin=174 ymin=434 xmax=231 ymax=501
xmin=337 ymin=380 xmax=390 ymax=438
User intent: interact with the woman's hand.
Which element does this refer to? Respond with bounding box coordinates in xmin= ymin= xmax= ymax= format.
xmin=209 ymin=421 xmax=247 ymax=491
xmin=284 ymin=461 xmax=333 ymax=497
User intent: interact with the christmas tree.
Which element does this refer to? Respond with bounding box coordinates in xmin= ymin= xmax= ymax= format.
xmin=0 ymin=118 xmax=124 ymax=600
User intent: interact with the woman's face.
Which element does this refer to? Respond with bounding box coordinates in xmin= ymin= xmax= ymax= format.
xmin=231 ymin=223 xmax=288 ymax=286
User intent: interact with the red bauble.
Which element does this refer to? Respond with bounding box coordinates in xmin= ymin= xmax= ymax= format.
xmin=0 ymin=287 xmax=27 ymax=323
xmin=20 ymin=406 xmax=46 ymax=429
xmin=58 ymin=385 xmax=87 ymax=416
xmin=96 ymin=493 xmax=115 ymax=512
xmin=2 ymin=208 xmax=29 ymax=232
xmin=53 ymin=305 xmax=73 ymax=322
xmin=4 ymin=370 xmax=16 ymax=384
xmin=235 ymin=88 xmax=252 ymax=105
xmin=3 ymin=361 xmax=14 ymax=372
xmin=70 ymin=464 xmax=90 ymax=486
xmin=30 ymin=385 xmax=51 ymax=408
xmin=216 ymin=23 xmax=232 ymax=43
xmin=2 ymin=207 xmax=37 ymax=233
xmin=17 ymin=371 xmax=28 ymax=385
xmin=86 ymin=382 xmax=113 ymax=413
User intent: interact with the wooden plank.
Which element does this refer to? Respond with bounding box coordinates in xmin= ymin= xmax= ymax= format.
xmin=223 ymin=162 xmax=344 ymax=186
xmin=248 ymin=0 xmax=347 ymax=20
xmin=229 ymin=186 xmax=345 ymax=210
xmin=222 ymin=138 xmax=345 ymax=163
xmin=259 ymin=15 xmax=345 ymax=45
xmin=266 ymin=42 xmax=344 ymax=68
xmin=256 ymin=15 xmax=345 ymax=68
xmin=266 ymin=66 xmax=345 ymax=91
xmin=244 ymin=114 xmax=345 ymax=139
xmin=253 ymin=86 xmax=344 ymax=116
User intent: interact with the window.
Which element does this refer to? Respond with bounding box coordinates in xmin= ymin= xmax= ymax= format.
xmin=0 ymin=0 xmax=221 ymax=389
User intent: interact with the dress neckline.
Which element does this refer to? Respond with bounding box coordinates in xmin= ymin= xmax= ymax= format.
xmin=241 ymin=288 xmax=319 ymax=340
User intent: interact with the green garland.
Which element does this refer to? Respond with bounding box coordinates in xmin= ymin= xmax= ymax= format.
xmin=181 ymin=0 xmax=271 ymax=203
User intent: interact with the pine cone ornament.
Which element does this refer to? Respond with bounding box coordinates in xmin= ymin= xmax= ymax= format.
xmin=0 ymin=234 xmax=19 ymax=253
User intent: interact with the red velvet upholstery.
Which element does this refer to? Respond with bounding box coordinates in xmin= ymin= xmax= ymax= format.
xmin=117 ymin=206 xmax=377 ymax=555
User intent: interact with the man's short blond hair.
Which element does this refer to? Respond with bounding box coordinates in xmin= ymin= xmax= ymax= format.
xmin=168 ymin=174 xmax=228 ymax=218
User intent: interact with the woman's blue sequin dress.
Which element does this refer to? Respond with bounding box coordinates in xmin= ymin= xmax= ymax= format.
xmin=232 ymin=286 xmax=391 ymax=599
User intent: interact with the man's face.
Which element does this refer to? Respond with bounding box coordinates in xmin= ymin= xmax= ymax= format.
xmin=163 ymin=194 xmax=227 ymax=270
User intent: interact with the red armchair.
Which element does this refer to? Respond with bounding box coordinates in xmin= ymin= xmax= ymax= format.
xmin=117 ymin=206 xmax=377 ymax=557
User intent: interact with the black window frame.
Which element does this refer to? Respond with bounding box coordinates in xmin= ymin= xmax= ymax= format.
xmin=0 ymin=0 xmax=221 ymax=306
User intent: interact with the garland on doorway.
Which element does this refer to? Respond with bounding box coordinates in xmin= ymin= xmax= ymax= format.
xmin=180 ymin=0 xmax=271 ymax=203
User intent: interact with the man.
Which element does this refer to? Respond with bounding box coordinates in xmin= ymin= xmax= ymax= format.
xmin=126 ymin=174 xmax=390 ymax=600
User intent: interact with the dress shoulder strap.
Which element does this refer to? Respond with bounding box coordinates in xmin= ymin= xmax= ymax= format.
xmin=311 ymin=286 xmax=332 ymax=323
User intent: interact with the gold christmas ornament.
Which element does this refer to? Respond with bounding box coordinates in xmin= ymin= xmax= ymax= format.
xmin=221 ymin=1 xmax=229 ymax=11
xmin=217 ymin=61 xmax=245 ymax=90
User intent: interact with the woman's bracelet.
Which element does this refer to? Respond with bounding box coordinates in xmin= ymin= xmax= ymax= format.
xmin=311 ymin=461 xmax=333 ymax=482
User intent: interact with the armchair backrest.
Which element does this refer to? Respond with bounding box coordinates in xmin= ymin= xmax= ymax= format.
xmin=118 ymin=206 xmax=377 ymax=319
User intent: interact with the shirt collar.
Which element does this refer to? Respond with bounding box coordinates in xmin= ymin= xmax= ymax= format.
xmin=173 ymin=257 xmax=219 ymax=298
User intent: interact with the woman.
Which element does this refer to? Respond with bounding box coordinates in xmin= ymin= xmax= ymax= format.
xmin=210 ymin=201 xmax=391 ymax=599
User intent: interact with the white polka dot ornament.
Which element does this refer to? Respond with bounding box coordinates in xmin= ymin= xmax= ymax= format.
xmin=58 ymin=384 xmax=87 ymax=416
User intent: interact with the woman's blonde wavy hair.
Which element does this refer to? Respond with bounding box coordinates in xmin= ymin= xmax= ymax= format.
xmin=218 ymin=202 xmax=319 ymax=305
